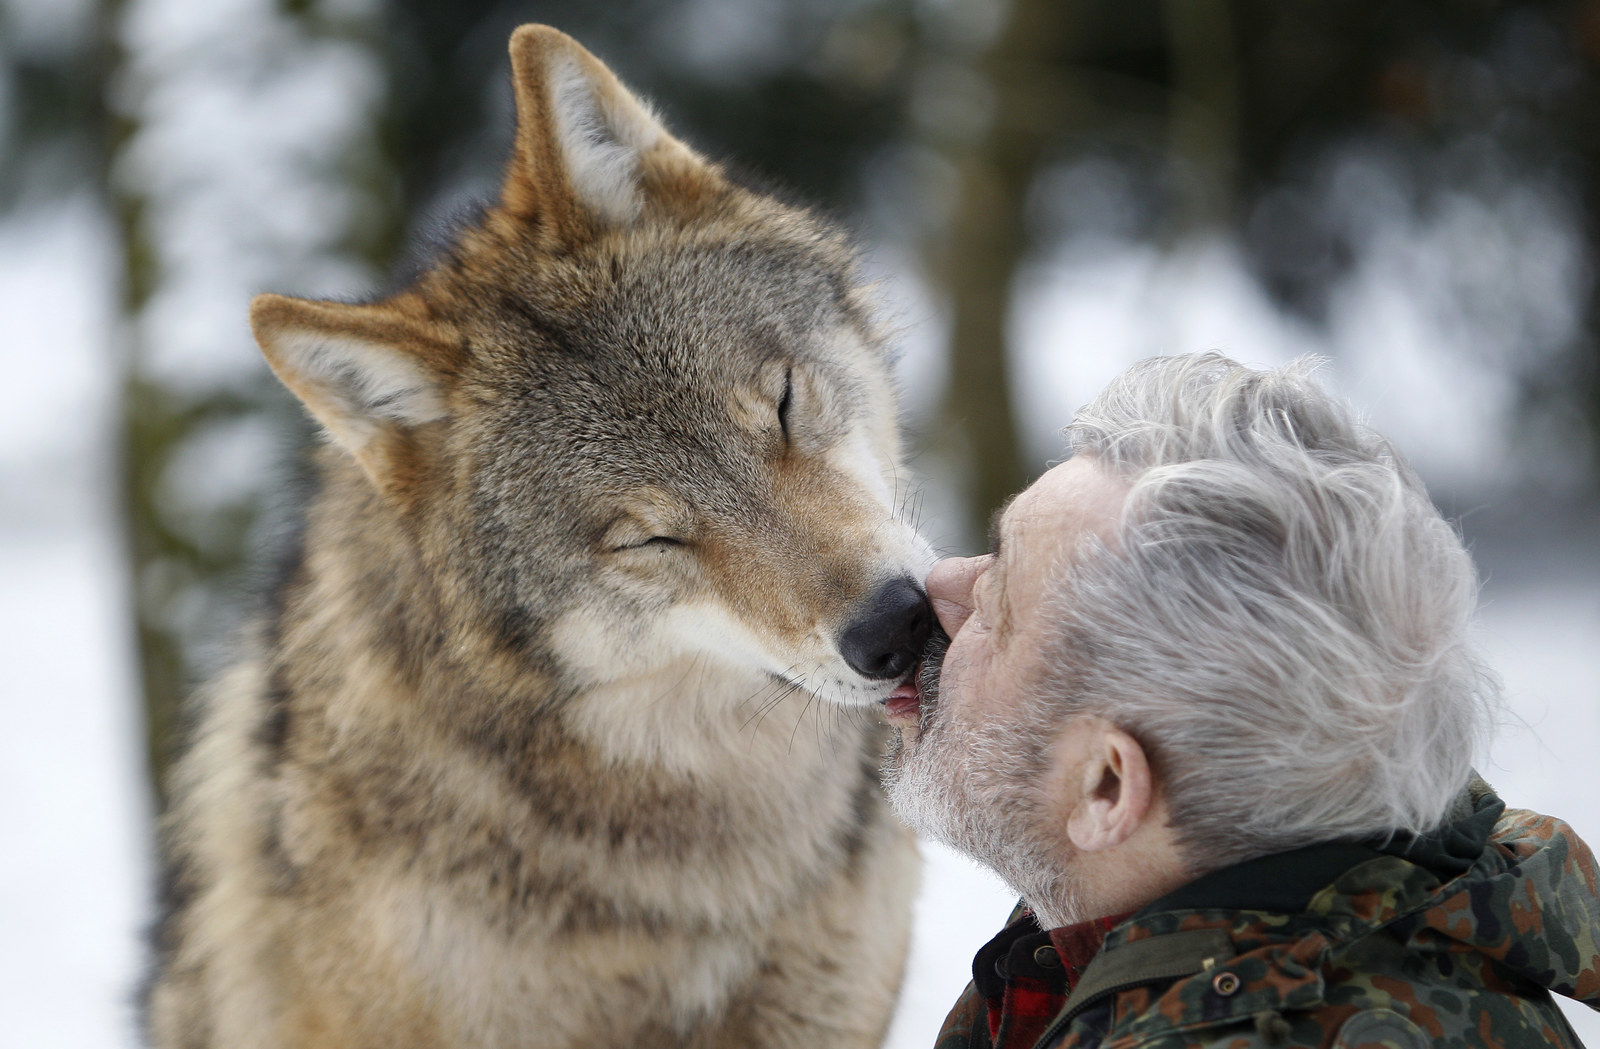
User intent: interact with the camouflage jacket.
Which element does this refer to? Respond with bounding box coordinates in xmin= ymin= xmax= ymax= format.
xmin=934 ymin=783 xmax=1600 ymax=1049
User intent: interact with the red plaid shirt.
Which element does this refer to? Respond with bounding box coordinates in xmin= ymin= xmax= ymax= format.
xmin=933 ymin=905 xmax=1130 ymax=1049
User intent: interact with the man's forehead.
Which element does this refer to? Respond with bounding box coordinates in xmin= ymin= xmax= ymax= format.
xmin=999 ymin=467 xmax=1065 ymax=542
xmin=1004 ymin=456 xmax=1126 ymax=566
xmin=998 ymin=492 xmax=1054 ymax=572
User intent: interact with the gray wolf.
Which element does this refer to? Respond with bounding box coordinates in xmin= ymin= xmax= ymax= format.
xmin=145 ymin=24 xmax=931 ymax=1049
xmin=883 ymin=353 xmax=1597 ymax=1048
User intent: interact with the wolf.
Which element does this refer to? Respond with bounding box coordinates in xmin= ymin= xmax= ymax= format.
xmin=144 ymin=24 xmax=935 ymax=1049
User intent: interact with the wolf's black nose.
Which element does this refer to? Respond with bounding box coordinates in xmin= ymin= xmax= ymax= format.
xmin=839 ymin=577 xmax=933 ymax=680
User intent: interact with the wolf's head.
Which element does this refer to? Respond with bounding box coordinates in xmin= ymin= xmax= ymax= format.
xmin=251 ymin=26 xmax=932 ymax=727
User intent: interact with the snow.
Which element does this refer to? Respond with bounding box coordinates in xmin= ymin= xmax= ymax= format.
xmin=0 ymin=200 xmax=152 ymax=1049
xmin=886 ymin=842 xmax=1017 ymax=1047
xmin=0 ymin=518 xmax=152 ymax=1049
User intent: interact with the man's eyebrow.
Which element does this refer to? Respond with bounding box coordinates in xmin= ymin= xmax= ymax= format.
xmin=986 ymin=496 xmax=1017 ymax=559
xmin=984 ymin=496 xmax=1018 ymax=636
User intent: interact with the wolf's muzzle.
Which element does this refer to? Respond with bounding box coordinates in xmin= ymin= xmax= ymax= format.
xmin=839 ymin=577 xmax=934 ymax=680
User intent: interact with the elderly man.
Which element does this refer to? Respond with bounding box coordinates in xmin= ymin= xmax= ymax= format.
xmin=885 ymin=353 xmax=1600 ymax=1049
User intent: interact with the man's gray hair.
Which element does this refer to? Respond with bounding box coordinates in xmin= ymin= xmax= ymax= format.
xmin=1051 ymin=352 xmax=1497 ymax=872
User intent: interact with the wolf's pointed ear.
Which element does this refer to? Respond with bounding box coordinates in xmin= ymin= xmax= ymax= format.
xmin=250 ymin=292 xmax=454 ymax=488
xmin=503 ymin=24 xmax=708 ymax=235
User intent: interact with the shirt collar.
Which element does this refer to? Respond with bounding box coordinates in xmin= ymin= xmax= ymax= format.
xmin=1047 ymin=911 xmax=1132 ymax=991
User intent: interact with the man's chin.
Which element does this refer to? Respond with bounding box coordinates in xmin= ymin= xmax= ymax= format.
xmin=881 ymin=724 xmax=964 ymax=846
xmin=882 ymin=696 xmax=939 ymax=770
xmin=882 ymin=724 xmax=914 ymax=777
xmin=883 ymin=705 xmax=936 ymax=762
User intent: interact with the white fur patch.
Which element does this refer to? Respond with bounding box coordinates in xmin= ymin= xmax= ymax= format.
xmin=273 ymin=329 xmax=445 ymax=447
xmin=841 ymin=429 xmax=894 ymax=507
xmin=549 ymin=55 xmax=661 ymax=224
xmin=552 ymin=599 xmax=839 ymax=771
xmin=549 ymin=598 xmax=787 ymax=701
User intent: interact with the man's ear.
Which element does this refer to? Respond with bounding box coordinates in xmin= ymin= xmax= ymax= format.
xmin=501 ymin=25 xmax=711 ymax=238
xmin=1063 ymin=723 xmax=1155 ymax=853
xmin=250 ymin=292 xmax=455 ymax=490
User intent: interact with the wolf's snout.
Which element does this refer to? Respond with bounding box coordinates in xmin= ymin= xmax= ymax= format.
xmin=839 ymin=577 xmax=933 ymax=680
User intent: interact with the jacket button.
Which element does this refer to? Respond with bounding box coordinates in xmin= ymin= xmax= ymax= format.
xmin=1033 ymin=945 xmax=1062 ymax=969
xmin=1212 ymin=971 xmax=1241 ymax=996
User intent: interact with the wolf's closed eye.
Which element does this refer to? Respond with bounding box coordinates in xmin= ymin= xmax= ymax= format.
xmin=602 ymin=504 xmax=692 ymax=555
xmin=778 ymin=367 xmax=793 ymax=446
xmin=615 ymin=535 xmax=686 ymax=552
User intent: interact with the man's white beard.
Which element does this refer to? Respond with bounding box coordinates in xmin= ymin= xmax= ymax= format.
xmin=884 ymin=682 xmax=1087 ymax=929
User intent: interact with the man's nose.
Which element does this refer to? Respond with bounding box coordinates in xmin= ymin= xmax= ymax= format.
xmin=925 ymin=555 xmax=989 ymax=637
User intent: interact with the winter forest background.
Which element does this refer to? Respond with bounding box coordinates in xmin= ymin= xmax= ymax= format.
xmin=1 ymin=0 xmax=1597 ymax=1046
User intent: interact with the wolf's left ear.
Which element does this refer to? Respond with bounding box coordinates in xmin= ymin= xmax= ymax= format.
xmin=250 ymin=292 xmax=455 ymax=490
xmin=503 ymin=25 xmax=712 ymax=236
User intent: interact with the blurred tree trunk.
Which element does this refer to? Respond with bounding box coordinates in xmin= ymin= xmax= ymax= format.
xmin=1164 ymin=0 xmax=1239 ymax=234
xmin=103 ymin=0 xmax=176 ymax=810
xmin=929 ymin=0 xmax=1076 ymax=540
xmin=1564 ymin=0 xmax=1600 ymax=491
xmin=110 ymin=0 xmax=397 ymax=807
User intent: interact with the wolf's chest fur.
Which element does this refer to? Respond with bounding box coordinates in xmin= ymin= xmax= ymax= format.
xmin=146 ymin=23 xmax=929 ymax=1049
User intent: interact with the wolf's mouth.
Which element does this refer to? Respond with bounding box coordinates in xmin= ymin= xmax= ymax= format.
xmin=880 ymin=662 xmax=922 ymax=726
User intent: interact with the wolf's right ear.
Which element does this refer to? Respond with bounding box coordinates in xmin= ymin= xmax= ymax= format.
xmin=502 ymin=25 xmax=713 ymax=239
xmin=250 ymin=292 xmax=455 ymax=489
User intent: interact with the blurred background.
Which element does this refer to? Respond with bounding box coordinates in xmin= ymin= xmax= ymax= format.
xmin=1 ymin=0 xmax=1597 ymax=1046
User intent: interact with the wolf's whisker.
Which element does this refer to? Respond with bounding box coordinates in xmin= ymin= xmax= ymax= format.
xmin=736 ymin=662 xmax=802 ymax=711
xmin=736 ymin=664 xmax=804 ymax=733
xmin=788 ymin=692 xmax=818 ymax=754
xmin=742 ymin=691 xmax=784 ymax=734
xmin=749 ymin=682 xmax=804 ymax=738
xmin=743 ymin=666 xmax=808 ymax=736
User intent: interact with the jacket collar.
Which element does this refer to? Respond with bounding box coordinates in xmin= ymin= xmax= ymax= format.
xmin=1133 ymin=840 xmax=1388 ymax=918
xmin=1133 ymin=777 xmax=1503 ymax=919
xmin=1048 ymin=842 xmax=1376 ymax=1035
xmin=1044 ymin=780 xmax=1506 ymax=1043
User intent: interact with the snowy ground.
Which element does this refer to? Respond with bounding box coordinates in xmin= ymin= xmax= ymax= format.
xmin=1 ymin=205 xmax=1596 ymax=1047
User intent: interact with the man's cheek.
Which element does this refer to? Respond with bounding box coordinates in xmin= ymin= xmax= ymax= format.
xmin=950 ymin=640 xmax=989 ymax=701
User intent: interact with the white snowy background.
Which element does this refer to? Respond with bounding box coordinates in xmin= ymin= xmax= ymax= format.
xmin=1 ymin=1 xmax=1597 ymax=1047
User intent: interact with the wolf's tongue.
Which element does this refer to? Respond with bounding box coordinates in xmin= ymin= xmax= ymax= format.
xmin=884 ymin=676 xmax=921 ymax=720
